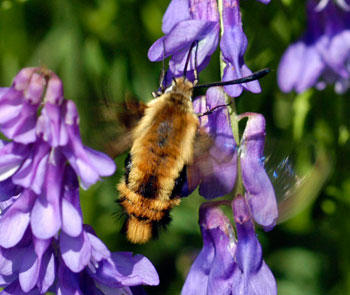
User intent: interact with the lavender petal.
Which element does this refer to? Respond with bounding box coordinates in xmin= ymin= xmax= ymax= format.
xmin=0 ymin=190 xmax=35 ymax=248
xmin=239 ymin=113 xmax=278 ymax=230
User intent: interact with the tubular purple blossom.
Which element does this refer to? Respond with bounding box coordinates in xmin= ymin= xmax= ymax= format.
xmin=220 ymin=0 xmax=262 ymax=97
xmin=181 ymin=202 xmax=236 ymax=295
xmin=231 ymin=195 xmax=277 ymax=295
xmin=182 ymin=198 xmax=277 ymax=295
xmin=148 ymin=0 xmax=220 ymax=81
xmin=238 ymin=112 xmax=278 ymax=230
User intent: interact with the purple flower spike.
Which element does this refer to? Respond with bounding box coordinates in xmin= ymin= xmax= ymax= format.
xmin=182 ymin=203 xmax=236 ymax=295
xmin=0 ymin=67 xmax=156 ymax=295
xmin=188 ymin=88 xmax=237 ymax=199
xmin=220 ymin=0 xmax=262 ymax=97
xmin=239 ymin=113 xmax=278 ymax=230
xmin=148 ymin=0 xmax=220 ymax=80
xmin=231 ymin=195 xmax=277 ymax=295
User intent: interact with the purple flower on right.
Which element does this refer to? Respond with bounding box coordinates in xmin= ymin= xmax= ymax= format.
xmin=278 ymin=0 xmax=350 ymax=94
xmin=181 ymin=196 xmax=277 ymax=295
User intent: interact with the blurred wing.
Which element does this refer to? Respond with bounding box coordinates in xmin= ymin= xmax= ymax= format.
xmin=274 ymin=150 xmax=331 ymax=223
xmin=186 ymin=129 xmax=237 ymax=199
xmin=100 ymin=95 xmax=147 ymax=158
xmin=264 ymin=140 xmax=332 ymax=223
xmin=186 ymin=130 xmax=213 ymax=193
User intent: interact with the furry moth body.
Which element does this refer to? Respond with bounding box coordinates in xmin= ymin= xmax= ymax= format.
xmin=117 ymin=78 xmax=198 ymax=244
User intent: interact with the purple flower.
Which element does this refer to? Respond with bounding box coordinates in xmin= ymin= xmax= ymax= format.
xmin=148 ymin=0 xmax=267 ymax=95
xmin=181 ymin=202 xmax=236 ymax=295
xmin=231 ymin=195 xmax=277 ymax=295
xmin=188 ymin=91 xmax=277 ymax=229
xmin=220 ymin=0 xmax=262 ymax=97
xmin=182 ymin=197 xmax=276 ymax=295
xmin=0 ymin=68 xmax=159 ymax=294
xmin=278 ymin=0 xmax=350 ymax=94
xmin=238 ymin=112 xmax=278 ymax=230
xmin=148 ymin=0 xmax=220 ymax=81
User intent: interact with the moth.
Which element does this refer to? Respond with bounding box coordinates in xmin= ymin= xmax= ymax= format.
xmin=109 ymin=46 xmax=270 ymax=244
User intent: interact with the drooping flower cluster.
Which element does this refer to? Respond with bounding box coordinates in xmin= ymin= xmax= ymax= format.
xmin=278 ymin=0 xmax=350 ymax=94
xmin=0 ymin=68 xmax=159 ymax=294
xmin=186 ymin=88 xmax=277 ymax=230
xmin=148 ymin=0 xmax=268 ymax=96
xmin=182 ymin=93 xmax=277 ymax=294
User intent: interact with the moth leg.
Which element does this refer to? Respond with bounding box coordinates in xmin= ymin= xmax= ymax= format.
xmin=196 ymin=102 xmax=232 ymax=117
xmin=152 ymin=40 xmax=168 ymax=98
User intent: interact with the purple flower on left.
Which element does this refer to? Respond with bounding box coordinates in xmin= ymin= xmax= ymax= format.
xmin=0 ymin=67 xmax=159 ymax=294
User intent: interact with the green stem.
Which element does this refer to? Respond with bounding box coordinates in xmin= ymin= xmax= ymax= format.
xmin=218 ymin=0 xmax=244 ymax=196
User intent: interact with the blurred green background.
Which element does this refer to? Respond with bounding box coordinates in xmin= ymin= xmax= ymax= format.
xmin=1 ymin=0 xmax=349 ymax=294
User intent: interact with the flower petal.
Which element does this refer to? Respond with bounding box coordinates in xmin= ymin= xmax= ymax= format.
xmin=232 ymin=195 xmax=277 ymax=295
xmin=148 ymin=19 xmax=219 ymax=69
xmin=239 ymin=113 xmax=278 ymax=230
xmin=0 ymin=190 xmax=35 ymax=248
xmin=12 ymin=141 xmax=50 ymax=194
xmin=36 ymin=103 xmax=68 ymax=147
xmin=31 ymin=151 xmax=64 ymax=239
xmin=0 ymin=141 xmax=29 ymax=182
xmin=60 ymin=230 xmax=92 ymax=273
xmin=221 ymin=25 xmax=260 ymax=96
xmin=90 ymin=252 xmax=159 ymax=288
xmin=162 ymin=0 xmax=191 ymax=34
xmin=0 ymin=101 xmax=38 ymax=144
xmin=86 ymin=232 xmax=110 ymax=263
xmin=182 ymin=203 xmax=236 ymax=295
xmin=111 ymin=252 xmax=159 ymax=286
xmin=37 ymin=251 xmax=55 ymax=293
xmin=1 ymin=280 xmax=41 ymax=295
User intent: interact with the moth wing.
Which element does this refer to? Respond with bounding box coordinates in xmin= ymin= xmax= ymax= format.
xmin=186 ymin=129 xmax=237 ymax=198
xmin=100 ymin=95 xmax=147 ymax=158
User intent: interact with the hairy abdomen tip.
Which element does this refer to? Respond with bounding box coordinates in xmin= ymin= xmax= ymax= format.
xmin=126 ymin=217 xmax=152 ymax=244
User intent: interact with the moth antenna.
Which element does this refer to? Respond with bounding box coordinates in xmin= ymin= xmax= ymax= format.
xmin=159 ymin=40 xmax=167 ymax=93
xmin=193 ymin=40 xmax=199 ymax=85
xmin=152 ymin=41 xmax=168 ymax=98
xmin=183 ymin=40 xmax=199 ymax=80
xmin=193 ymin=68 xmax=271 ymax=90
